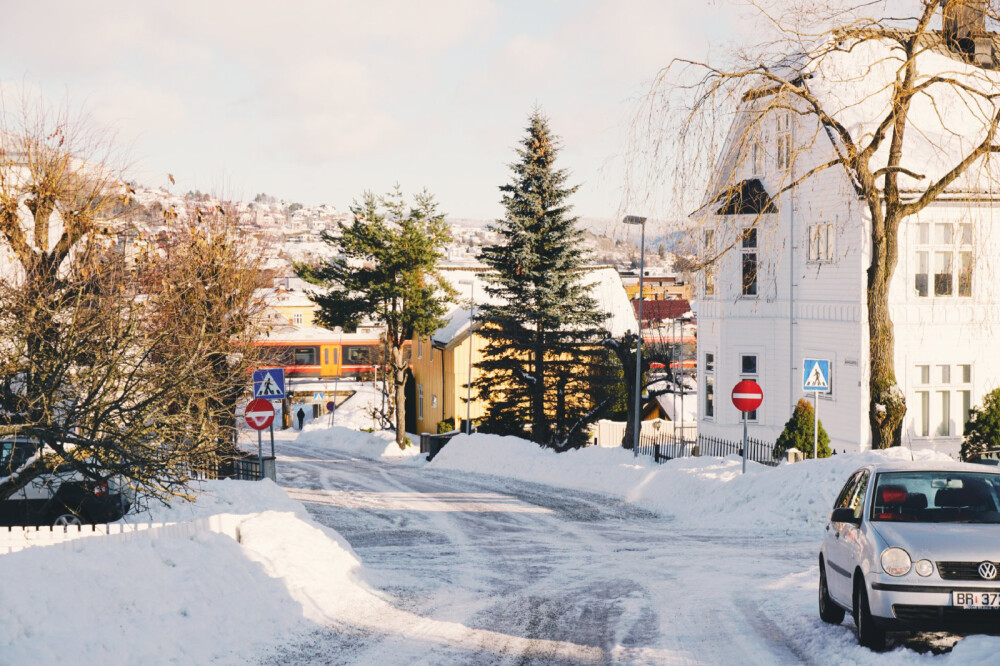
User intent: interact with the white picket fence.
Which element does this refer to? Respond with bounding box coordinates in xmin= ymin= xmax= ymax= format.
xmin=591 ymin=418 xmax=679 ymax=447
xmin=0 ymin=514 xmax=243 ymax=555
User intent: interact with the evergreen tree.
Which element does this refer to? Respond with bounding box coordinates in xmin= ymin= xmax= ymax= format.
xmin=299 ymin=186 xmax=454 ymax=448
xmin=476 ymin=110 xmax=609 ymax=450
xmin=773 ymin=399 xmax=831 ymax=459
xmin=962 ymin=388 xmax=1000 ymax=461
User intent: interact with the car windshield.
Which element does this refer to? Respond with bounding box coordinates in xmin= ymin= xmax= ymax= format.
xmin=871 ymin=471 xmax=1000 ymax=524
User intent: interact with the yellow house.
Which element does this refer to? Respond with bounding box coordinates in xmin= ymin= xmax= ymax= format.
xmin=410 ymin=265 xmax=638 ymax=435
xmin=258 ymin=277 xmax=319 ymax=327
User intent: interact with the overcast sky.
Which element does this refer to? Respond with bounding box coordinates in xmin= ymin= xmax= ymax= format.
xmin=0 ymin=1 xmax=736 ymax=223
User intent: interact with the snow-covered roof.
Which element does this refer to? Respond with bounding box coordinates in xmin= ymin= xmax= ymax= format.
xmin=430 ymin=265 xmax=638 ymax=348
xmin=706 ymin=31 xmax=1000 ymax=205
xmin=803 ymin=34 xmax=1000 ymax=193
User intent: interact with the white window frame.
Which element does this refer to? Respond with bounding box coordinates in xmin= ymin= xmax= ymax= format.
xmin=704 ymin=351 xmax=716 ymax=421
xmin=741 ymin=228 xmax=758 ymax=298
xmin=291 ymin=313 xmax=304 ymax=326
xmin=912 ymin=362 xmax=972 ymax=438
xmin=807 ymin=223 xmax=836 ymax=263
xmin=913 ymin=221 xmax=973 ymax=299
xmin=739 ymin=352 xmax=759 ymax=422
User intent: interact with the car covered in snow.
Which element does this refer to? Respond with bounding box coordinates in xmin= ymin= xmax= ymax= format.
xmin=0 ymin=436 xmax=131 ymax=527
xmin=819 ymin=462 xmax=1000 ymax=649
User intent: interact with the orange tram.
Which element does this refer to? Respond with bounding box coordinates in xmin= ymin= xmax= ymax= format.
xmin=252 ymin=330 xmax=385 ymax=379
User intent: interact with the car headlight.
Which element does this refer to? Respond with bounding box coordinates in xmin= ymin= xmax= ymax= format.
xmin=914 ymin=559 xmax=934 ymax=577
xmin=881 ymin=547 xmax=912 ymax=576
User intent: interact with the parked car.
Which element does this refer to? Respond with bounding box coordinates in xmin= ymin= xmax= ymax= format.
xmin=819 ymin=461 xmax=1000 ymax=649
xmin=0 ymin=437 xmax=131 ymax=527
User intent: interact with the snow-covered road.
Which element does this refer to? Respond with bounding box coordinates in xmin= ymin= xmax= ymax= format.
xmin=269 ymin=438 xmax=820 ymax=665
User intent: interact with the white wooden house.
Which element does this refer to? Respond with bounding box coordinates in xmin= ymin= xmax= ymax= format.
xmin=694 ymin=6 xmax=1000 ymax=456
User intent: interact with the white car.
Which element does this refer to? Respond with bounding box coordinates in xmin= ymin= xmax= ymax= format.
xmin=0 ymin=437 xmax=131 ymax=526
xmin=819 ymin=462 xmax=1000 ymax=649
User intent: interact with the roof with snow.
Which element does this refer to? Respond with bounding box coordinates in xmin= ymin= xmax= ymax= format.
xmin=430 ymin=265 xmax=638 ymax=348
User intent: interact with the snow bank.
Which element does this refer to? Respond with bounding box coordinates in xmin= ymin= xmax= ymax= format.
xmin=295 ymin=424 xmax=422 ymax=462
xmin=0 ymin=480 xmax=374 ymax=665
xmin=429 ymin=433 xmax=953 ymax=533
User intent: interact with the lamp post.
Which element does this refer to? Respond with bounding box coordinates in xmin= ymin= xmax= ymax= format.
xmin=458 ymin=279 xmax=475 ymax=435
xmin=624 ymin=215 xmax=647 ymax=457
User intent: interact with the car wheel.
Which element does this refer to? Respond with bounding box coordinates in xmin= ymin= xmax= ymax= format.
xmin=52 ymin=511 xmax=85 ymax=527
xmin=819 ymin=561 xmax=845 ymax=624
xmin=853 ymin=578 xmax=886 ymax=651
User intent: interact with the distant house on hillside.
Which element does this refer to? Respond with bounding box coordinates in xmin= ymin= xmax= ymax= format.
xmin=409 ymin=265 xmax=637 ymax=435
xmin=694 ymin=3 xmax=1000 ymax=456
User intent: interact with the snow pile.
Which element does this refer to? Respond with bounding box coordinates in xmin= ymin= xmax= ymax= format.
xmin=429 ymin=433 xmax=952 ymax=533
xmin=0 ymin=480 xmax=376 ymax=665
xmin=295 ymin=423 xmax=421 ymax=461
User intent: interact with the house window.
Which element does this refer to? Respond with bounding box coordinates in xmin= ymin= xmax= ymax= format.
xmin=292 ymin=313 xmax=303 ymax=325
xmin=776 ymin=113 xmax=791 ymax=171
xmin=913 ymin=362 xmax=971 ymax=438
xmin=418 ymin=384 xmax=424 ymax=420
xmin=741 ymin=228 xmax=757 ymax=296
xmin=914 ymin=222 xmax=972 ymax=298
xmin=740 ymin=353 xmax=758 ymax=421
xmin=751 ymin=139 xmax=763 ymax=176
xmin=704 ymin=352 xmax=715 ymax=419
xmin=431 ymin=394 xmax=438 ymax=409
xmin=704 ymin=229 xmax=716 ymax=296
xmin=807 ymin=223 xmax=835 ymax=262
xmin=418 ymin=338 xmax=423 ymax=359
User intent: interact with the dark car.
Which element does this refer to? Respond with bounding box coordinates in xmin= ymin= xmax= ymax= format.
xmin=0 ymin=437 xmax=131 ymax=527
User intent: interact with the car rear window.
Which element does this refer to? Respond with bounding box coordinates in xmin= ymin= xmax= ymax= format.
xmin=871 ymin=471 xmax=1000 ymax=523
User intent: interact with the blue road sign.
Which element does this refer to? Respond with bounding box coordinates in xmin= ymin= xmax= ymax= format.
xmin=803 ymin=359 xmax=831 ymax=392
xmin=253 ymin=368 xmax=286 ymax=400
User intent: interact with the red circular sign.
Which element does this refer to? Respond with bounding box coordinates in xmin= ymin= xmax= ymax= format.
xmin=731 ymin=380 xmax=763 ymax=412
xmin=245 ymin=398 xmax=275 ymax=430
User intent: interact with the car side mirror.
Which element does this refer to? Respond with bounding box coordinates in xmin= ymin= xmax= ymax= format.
xmin=831 ymin=507 xmax=861 ymax=525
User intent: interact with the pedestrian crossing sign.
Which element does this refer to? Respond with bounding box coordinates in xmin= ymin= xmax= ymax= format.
xmin=802 ymin=359 xmax=831 ymax=392
xmin=253 ymin=368 xmax=286 ymax=399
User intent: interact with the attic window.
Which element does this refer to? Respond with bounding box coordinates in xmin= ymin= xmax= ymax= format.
xmin=715 ymin=179 xmax=777 ymax=216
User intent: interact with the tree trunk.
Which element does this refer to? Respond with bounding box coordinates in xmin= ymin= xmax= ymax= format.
xmin=392 ymin=345 xmax=407 ymax=449
xmin=867 ymin=216 xmax=905 ymax=449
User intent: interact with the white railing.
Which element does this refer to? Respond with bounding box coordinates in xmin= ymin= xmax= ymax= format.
xmin=591 ymin=418 xmax=685 ymax=447
xmin=0 ymin=514 xmax=243 ymax=555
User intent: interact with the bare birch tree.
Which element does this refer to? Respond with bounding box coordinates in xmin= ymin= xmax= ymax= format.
xmin=638 ymin=0 xmax=1000 ymax=448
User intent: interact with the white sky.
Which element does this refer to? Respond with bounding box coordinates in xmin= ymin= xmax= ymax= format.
xmin=0 ymin=0 xmax=736 ymax=222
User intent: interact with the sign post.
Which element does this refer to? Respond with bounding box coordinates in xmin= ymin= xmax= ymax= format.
xmin=802 ymin=359 xmax=831 ymax=459
xmin=732 ymin=380 xmax=764 ymax=474
xmin=244 ymin=398 xmax=275 ymax=479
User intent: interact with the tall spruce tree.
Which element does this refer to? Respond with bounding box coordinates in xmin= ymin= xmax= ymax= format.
xmin=477 ymin=110 xmax=609 ymax=450
xmin=299 ymin=186 xmax=454 ymax=448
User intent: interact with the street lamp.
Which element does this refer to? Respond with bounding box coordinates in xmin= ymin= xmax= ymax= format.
xmin=623 ymin=215 xmax=647 ymax=457
xmin=458 ymin=278 xmax=475 ymax=435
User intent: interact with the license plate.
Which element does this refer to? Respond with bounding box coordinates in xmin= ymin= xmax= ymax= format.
xmin=953 ymin=591 xmax=1000 ymax=609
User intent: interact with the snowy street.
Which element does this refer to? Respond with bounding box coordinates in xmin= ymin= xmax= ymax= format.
xmin=269 ymin=436 xmax=842 ymax=665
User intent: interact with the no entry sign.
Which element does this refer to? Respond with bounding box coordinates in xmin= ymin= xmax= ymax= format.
xmin=245 ymin=398 xmax=275 ymax=430
xmin=731 ymin=380 xmax=763 ymax=413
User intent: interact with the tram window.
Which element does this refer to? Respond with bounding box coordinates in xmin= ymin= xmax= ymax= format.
xmin=292 ymin=347 xmax=318 ymax=365
xmin=324 ymin=348 xmax=328 ymax=365
xmin=344 ymin=346 xmax=372 ymax=364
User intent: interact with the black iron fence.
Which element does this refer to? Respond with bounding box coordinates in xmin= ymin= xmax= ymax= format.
xmin=633 ymin=432 xmax=780 ymax=467
xmin=192 ymin=452 xmax=276 ymax=481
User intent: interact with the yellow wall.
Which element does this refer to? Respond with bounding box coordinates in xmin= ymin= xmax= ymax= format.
xmin=411 ymin=333 xmax=484 ymax=434
xmin=273 ymin=305 xmax=317 ymax=327
xmin=623 ymin=283 xmax=692 ymax=301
